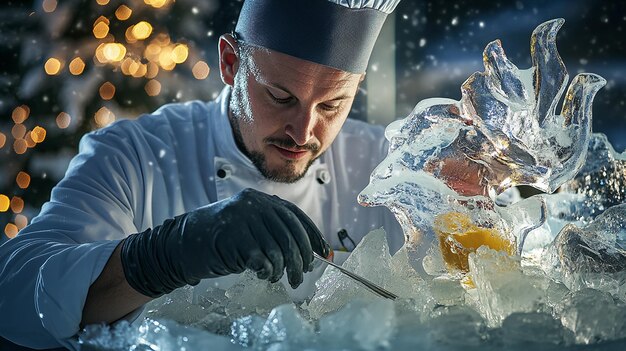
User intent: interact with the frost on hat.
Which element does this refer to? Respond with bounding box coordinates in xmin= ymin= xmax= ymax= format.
xmin=234 ymin=0 xmax=402 ymax=74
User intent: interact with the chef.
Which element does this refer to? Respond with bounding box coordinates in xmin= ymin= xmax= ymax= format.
xmin=0 ymin=0 xmax=404 ymax=349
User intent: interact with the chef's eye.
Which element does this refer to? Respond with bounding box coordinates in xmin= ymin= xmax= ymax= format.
xmin=267 ymin=88 xmax=293 ymax=104
xmin=320 ymin=103 xmax=341 ymax=112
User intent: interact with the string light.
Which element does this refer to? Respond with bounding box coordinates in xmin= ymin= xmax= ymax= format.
xmin=93 ymin=21 xmax=110 ymax=39
xmin=14 ymin=214 xmax=28 ymax=230
xmin=42 ymin=0 xmax=57 ymax=13
xmin=11 ymin=124 xmax=27 ymax=139
xmin=13 ymin=139 xmax=27 ymax=154
xmin=171 ymin=44 xmax=189 ymax=64
xmin=132 ymin=21 xmax=153 ymax=40
xmin=12 ymin=106 xmax=29 ymax=123
xmin=16 ymin=172 xmax=31 ymax=189
xmin=192 ymin=61 xmax=210 ymax=79
xmin=31 ymin=126 xmax=47 ymax=143
xmin=4 ymin=224 xmax=18 ymax=239
xmin=10 ymin=196 xmax=24 ymax=214
xmin=69 ymin=57 xmax=86 ymax=75
xmin=0 ymin=195 xmax=9 ymax=212
xmin=115 ymin=5 xmax=132 ymax=20
xmin=25 ymin=133 xmax=36 ymax=148
xmin=99 ymin=82 xmax=116 ymax=100
xmin=94 ymin=107 xmax=115 ymax=127
xmin=144 ymin=79 xmax=162 ymax=96
xmin=44 ymin=58 xmax=62 ymax=75
xmin=56 ymin=112 xmax=71 ymax=129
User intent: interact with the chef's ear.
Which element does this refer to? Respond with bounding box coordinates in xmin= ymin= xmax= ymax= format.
xmin=218 ymin=34 xmax=240 ymax=86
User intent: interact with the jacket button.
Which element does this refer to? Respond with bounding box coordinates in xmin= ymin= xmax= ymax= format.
xmin=217 ymin=165 xmax=233 ymax=179
xmin=316 ymin=169 xmax=331 ymax=184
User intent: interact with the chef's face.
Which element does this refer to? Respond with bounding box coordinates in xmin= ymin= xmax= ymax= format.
xmin=219 ymin=35 xmax=363 ymax=183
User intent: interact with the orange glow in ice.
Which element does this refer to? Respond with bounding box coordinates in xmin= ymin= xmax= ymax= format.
xmin=434 ymin=211 xmax=515 ymax=273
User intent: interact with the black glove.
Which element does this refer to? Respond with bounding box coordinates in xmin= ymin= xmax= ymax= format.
xmin=120 ymin=188 xmax=331 ymax=298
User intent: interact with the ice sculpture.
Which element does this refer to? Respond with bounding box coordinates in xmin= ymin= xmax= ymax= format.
xmin=358 ymin=18 xmax=605 ymax=261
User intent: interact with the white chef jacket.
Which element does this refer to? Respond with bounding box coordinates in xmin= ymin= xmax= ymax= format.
xmin=0 ymin=87 xmax=402 ymax=349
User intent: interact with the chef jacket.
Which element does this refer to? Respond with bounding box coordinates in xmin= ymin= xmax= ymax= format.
xmin=0 ymin=87 xmax=402 ymax=349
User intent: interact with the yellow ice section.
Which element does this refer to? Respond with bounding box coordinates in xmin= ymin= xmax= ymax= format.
xmin=433 ymin=211 xmax=515 ymax=273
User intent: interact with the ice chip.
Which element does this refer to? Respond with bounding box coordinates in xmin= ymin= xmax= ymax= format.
xmin=307 ymin=228 xmax=393 ymax=319
xmin=557 ymin=288 xmax=626 ymax=343
xmin=318 ymin=299 xmax=396 ymax=351
xmin=224 ymin=270 xmax=292 ymax=316
xmin=257 ymin=304 xmax=314 ymax=347
xmin=466 ymin=247 xmax=544 ymax=326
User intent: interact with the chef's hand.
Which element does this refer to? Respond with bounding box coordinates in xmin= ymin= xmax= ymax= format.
xmin=120 ymin=188 xmax=331 ymax=297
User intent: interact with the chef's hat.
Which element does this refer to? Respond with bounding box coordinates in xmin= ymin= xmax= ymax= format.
xmin=234 ymin=0 xmax=402 ymax=74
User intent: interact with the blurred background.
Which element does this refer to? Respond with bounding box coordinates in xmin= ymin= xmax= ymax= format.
xmin=1 ymin=0 xmax=625 ymax=244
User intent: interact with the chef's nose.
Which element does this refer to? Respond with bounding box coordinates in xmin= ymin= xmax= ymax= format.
xmin=285 ymin=108 xmax=317 ymax=146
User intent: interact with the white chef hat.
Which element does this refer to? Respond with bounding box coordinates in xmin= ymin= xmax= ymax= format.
xmin=234 ymin=0 xmax=402 ymax=74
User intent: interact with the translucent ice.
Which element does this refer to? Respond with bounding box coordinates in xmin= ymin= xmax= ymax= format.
xmin=359 ymin=19 xmax=605 ymax=261
xmin=558 ymin=133 xmax=626 ymax=223
xmin=465 ymin=246 xmax=544 ymax=327
xmin=306 ymin=228 xmax=430 ymax=319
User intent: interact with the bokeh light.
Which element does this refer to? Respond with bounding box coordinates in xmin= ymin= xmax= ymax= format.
xmin=56 ymin=112 xmax=72 ymax=129
xmin=42 ymin=0 xmax=57 ymax=13
xmin=0 ymin=132 xmax=6 ymax=149
xmin=31 ymin=127 xmax=47 ymax=143
xmin=93 ymin=21 xmax=109 ymax=39
xmin=145 ymin=79 xmax=162 ymax=96
xmin=16 ymin=172 xmax=31 ymax=189
xmin=99 ymin=82 xmax=116 ymax=100
xmin=44 ymin=58 xmax=62 ymax=75
xmin=13 ymin=139 xmax=27 ymax=155
xmin=132 ymin=21 xmax=153 ymax=40
xmin=11 ymin=124 xmax=26 ymax=139
xmin=4 ymin=223 xmax=18 ymax=239
xmin=192 ymin=61 xmax=210 ymax=79
xmin=14 ymin=214 xmax=28 ymax=230
xmin=171 ymin=44 xmax=189 ymax=64
xmin=12 ymin=106 xmax=30 ymax=124
xmin=96 ymin=0 xmax=110 ymax=5
xmin=69 ymin=57 xmax=86 ymax=75
xmin=115 ymin=5 xmax=132 ymax=20
xmin=0 ymin=195 xmax=9 ymax=212
xmin=94 ymin=107 xmax=115 ymax=127
xmin=10 ymin=196 xmax=24 ymax=214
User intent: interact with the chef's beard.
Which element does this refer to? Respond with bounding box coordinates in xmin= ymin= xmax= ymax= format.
xmin=228 ymin=112 xmax=320 ymax=184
